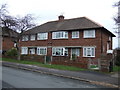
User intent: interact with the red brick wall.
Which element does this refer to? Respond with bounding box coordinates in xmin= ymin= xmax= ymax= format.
xmin=20 ymin=29 xmax=112 ymax=56
xmin=2 ymin=37 xmax=15 ymax=51
xmin=20 ymin=29 xmax=113 ymax=68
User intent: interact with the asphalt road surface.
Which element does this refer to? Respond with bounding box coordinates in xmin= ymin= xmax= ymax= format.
xmin=2 ymin=66 xmax=108 ymax=88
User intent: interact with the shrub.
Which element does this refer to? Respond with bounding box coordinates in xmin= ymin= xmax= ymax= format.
xmin=115 ymin=55 xmax=120 ymax=66
xmin=6 ymin=48 xmax=18 ymax=56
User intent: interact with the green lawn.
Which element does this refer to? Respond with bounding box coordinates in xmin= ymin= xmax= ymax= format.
xmin=113 ymin=66 xmax=120 ymax=72
xmin=2 ymin=58 xmax=86 ymax=71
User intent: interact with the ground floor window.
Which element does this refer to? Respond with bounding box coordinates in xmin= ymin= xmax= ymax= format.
xmin=29 ymin=48 xmax=35 ymax=54
xmin=37 ymin=47 xmax=47 ymax=55
xmin=21 ymin=47 xmax=28 ymax=54
xmin=83 ymin=47 xmax=95 ymax=57
xmin=52 ymin=47 xmax=68 ymax=56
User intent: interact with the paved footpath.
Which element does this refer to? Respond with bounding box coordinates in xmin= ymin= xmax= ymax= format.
xmin=2 ymin=61 xmax=119 ymax=88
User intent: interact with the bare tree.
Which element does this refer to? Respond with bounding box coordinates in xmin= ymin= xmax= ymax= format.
xmin=15 ymin=14 xmax=36 ymax=33
xmin=0 ymin=4 xmax=37 ymax=60
xmin=113 ymin=1 xmax=120 ymax=48
xmin=0 ymin=4 xmax=17 ymax=28
xmin=15 ymin=14 xmax=36 ymax=60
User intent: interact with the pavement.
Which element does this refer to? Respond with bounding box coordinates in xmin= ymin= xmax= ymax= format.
xmin=2 ymin=61 xmax=119 ymax=88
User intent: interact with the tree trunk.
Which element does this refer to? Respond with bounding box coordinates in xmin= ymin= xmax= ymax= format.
xmin=17 ymin=47 xmax=21 ymax=60
xmin=16 ymin=38 xmax=21 ymax=60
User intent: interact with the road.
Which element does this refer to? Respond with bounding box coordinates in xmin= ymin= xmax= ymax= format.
xmin=2 ymin=66 xmax=108 ymax=88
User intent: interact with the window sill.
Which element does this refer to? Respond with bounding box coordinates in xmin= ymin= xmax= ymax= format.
xmin=83 ymin=56 xmax=95 ymax=58
xmin=37 ymin=54 xmax=47 ymax=55
xmin=72 ymin=37 xmax=79 ymax=39
xmin=37 ymin=39 xmax=48 ymax=41
xmin=52 ymin=38 xmax=68 ymax=40
xmin=21 ymin=40 xmax=29 ymax=42
xmin=83 ymin=37 xmax=95 ymax=39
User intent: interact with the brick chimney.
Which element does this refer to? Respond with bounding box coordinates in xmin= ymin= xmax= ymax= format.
xmin=58 ymin=15 xmax=64 ymax=21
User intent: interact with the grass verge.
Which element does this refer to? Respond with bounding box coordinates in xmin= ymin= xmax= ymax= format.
xmin=113 ymin=66 xmax=120 ymax=72
xmin=2 ymin=58 xmax=86 ymax=71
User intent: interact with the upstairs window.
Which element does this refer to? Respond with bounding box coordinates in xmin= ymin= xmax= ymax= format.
xmin=84 ymin=30 xmax=95 ymax=38
xmin=72 ymin=31 xmax=79 ymax=38
xmin=83 ymin=47 xmax=95 ymax=57
xmin=30 ymin=35 xmax=36 ymax=41
xmin=52 ymin=47 xmax=68 ymax=56
xmin=37 ymin=33 xmax=48 ymax=40
xmin=52 ymin=31 xmax=68 ymax=39
xmin=22 ymin=35 xmax=29 ymax=41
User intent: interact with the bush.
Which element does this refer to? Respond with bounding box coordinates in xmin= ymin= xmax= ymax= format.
xmin=115 ymin=55 xmax=120 ymax=66
xmin=6 ymin=48 xmax=18 ymax=56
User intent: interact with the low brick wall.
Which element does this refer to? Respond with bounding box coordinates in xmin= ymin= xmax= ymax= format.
xmin=21 ymin=55 xmax=88 ymax=68
xmin=52 ymin=56 xmax=88 ymax=68
xmin=52 ymin=60 xmax=88 ymax=68
xmin=21 ymin=55 xmax=45 ymax=63
xmin=2 ymin=55 xmax=17 ymax=60
xmin=3 ymin=55 xmax=88 ymax=69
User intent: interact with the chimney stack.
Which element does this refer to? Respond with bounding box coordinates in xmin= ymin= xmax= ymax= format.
xmin=58 ymin=15 xmax=64 ymax=21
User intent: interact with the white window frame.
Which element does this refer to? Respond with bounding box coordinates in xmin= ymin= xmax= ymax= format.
xmin=21 ymin=47 xmax=28 ymax=54
xmin=29 ymin=48 xmax=35 ymax=54
xmin=52 ymin=31 xmax=68 ymax=39
xmin=72 ymin=31 xmax=79 ymax=38
xmin=22 ymin=35 xmax=29 ymax=41
xmin=52 ymin=47 xmax=68 ymax=56
xmin=37 ymin=33 xmax=48 ymax=40
xmin=84 ymin=30 xmax=95 ymax=38
xmin=30 ymin=35 xmax=36 ymax=41
xmin=83 ymin=47 xmax=95 ymax=57
xmin=37 ymin=47 xmax=47 ymax=55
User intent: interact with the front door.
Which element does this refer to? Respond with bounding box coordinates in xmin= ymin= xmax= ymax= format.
xmin=71 ymin=48 xmax=80 ymax=60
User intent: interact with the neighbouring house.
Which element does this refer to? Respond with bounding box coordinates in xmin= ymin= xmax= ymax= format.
xmin=1 ymin=27 xmax=18 ymax=54
xmin=20 ymin=15 xmax=115 ymax=68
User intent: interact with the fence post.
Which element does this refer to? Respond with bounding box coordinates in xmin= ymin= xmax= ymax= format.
xmin=44 ymin=56 xmax=46 ymax=64
xmin=98 ymin=59 xmax=101 ymax=70
xmin=88 ymin=58 xmax=91 ymax=69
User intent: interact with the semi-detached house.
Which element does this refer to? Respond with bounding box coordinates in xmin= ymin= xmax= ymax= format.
xmin=20 ymin=15 xmax=115 ymax=68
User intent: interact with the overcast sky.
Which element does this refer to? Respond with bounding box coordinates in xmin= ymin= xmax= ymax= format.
xmin=1 ymin=0 xmax=119 ymax=48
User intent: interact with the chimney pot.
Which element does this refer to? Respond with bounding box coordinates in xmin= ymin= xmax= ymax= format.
xmin=58 ymin=15 xmax=64 ymax=21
